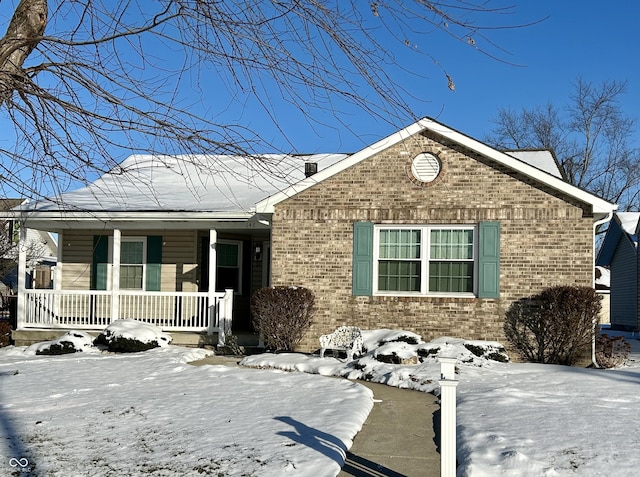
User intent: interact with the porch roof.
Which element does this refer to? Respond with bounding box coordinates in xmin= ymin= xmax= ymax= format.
xmin=14 ymin=153 xmax=348 ymax=229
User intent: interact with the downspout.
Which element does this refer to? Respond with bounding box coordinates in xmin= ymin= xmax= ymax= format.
xmin=592 ymin=211 xmax=614 ymax=368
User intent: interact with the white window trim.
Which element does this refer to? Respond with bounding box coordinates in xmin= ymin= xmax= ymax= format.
xmin=217 ymin=239 xmax=243 ymax=295
xmin=373 ymin=225 xmax=477 ymax=297
xmin=107 ymin=236 xmax=147 ymax=291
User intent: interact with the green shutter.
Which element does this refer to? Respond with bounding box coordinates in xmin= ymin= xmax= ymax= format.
xmin=352 ymin=222 xmax=374 ymax=296
xmin=146 ymin=236 xmax=162 ymax=291
xmin=92 ymin=235 xmax=109 ymax=291
xmin=478 ymin=222 xmax=500 ymax=299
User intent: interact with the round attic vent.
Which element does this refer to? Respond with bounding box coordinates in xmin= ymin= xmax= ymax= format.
xmin=410 ymin=153 xmax=441 ymax=183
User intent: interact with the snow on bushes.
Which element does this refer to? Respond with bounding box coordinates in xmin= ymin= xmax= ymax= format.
xmin=28 ymin=331 xmax=98 ymax=356
xmin=241 ymin=330 xmax=510 ymax=393
xmin=13 ymin=320 xmax=174 ymax=356
xmin=93 ymin=319 xmax=172 ymax=352
xmin=596 ymin=333 xmax=631 ymax=368
xmin=364 ymin=330 xmax=508 ymax=367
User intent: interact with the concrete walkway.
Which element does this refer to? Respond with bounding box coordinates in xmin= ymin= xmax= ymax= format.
xmin=190 ymin=355 xmax=441 ymax=477
xmin=338 ymin=381 xmax=440 ymax=477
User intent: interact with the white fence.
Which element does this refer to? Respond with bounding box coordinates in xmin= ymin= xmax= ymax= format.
xmin=20 ymin=289 xmax=233 ymax=342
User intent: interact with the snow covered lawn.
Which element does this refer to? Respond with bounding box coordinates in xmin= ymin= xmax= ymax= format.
xmin=3 ymin=324 xmax=640 ymax=476
xmin=242 ymin=329 xmax=640 ymax=476
xmin=0 ymin=346 xmax=372 ymax=476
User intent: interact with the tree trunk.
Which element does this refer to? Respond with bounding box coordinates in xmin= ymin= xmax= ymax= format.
xmin=0 ymin=0 xmax=47 ymax=104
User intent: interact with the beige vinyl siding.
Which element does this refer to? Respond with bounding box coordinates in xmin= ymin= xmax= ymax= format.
xmin=159 ymin=230 xmax=198 ymax=292
xmin=60 ymin=229 xmax=199 ymax=292
xmin=610 ymin=237 xmax=638 ymax=328
xmin=60 ymin=231 xmax=94 ymax=290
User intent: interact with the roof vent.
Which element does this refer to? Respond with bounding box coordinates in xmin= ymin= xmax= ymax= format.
xmin=410 ymin=153 xmax=441 ymax=183
xmin=305 ymin=162 xmax=318 ymax=177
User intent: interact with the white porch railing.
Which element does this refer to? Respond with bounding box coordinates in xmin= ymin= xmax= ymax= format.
xmin=20 ymin=289 xmax=233 ymax=344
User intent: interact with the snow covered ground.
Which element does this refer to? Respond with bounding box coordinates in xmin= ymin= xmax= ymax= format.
xmin=0 ymin=341 xmax=372 ymax=476
xmin=2 ymin=322 xmax=639 ymax=476
xmin=242 ymin=329 xmax=640 ymax=477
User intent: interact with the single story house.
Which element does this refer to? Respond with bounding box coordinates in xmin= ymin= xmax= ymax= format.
xmin=7 ymin=118 xmax=617 ymax=349
xmin=596 ymin=212 xmax=640 ymax=331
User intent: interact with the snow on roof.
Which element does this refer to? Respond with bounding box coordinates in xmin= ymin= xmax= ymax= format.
xmin=616 ymin=212 xmax=640 ymax=237
xmin=504 ymin=150 xmax=564 ymax=179
xmin=16 ymin=117 xmax=617 ymax=219
xmin=23 ymin=154 xmax=348 ymax=213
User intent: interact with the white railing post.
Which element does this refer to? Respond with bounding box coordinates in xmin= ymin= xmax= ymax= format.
xmin=16 ymin=223 xmax=27 ymax=330
xmin=111 ymin=229 xmax=121 ymax=323
xmin=439 ymin=357 xmax=458 ymax=477
xmin=217 ymin=288 xmax=233 ymax=347
xmin=207 ymin=228 xmax=218 ymax=338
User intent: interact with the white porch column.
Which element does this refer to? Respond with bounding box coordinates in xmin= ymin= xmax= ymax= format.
xmin=55 ymin=231 xmax=63 ymax=291
xmin=207 ymin=229 xmax=218 ymax=337
xmin=111 ymin=228 xmax=121 ymax=323
xmin=51 ymin=230 xmax=63 ymax=319
xmin=16 ymin=223 xmax=27 ymax=329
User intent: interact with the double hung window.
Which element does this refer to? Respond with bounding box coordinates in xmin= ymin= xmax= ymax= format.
xmin=119 ymin=238 xmax=146 ymax=290
xmin=375 ymin=226 xmax=475 ymax=295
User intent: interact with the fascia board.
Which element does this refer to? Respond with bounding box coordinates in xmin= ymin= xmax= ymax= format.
xmin=13 ymin=210 xmax=254 ymax=230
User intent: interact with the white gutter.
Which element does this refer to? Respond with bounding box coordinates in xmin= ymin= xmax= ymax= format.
xmin=591 ymin=210 xmax=615 ymax=368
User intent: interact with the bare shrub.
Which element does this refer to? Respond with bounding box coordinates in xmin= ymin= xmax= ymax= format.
xmin=596 ymin=334 xmax=631 ymax=368
xmin=0 ymin=321 xmax=12 ymax=347
xmin=251 ymin=286 xmax=315 ymax=352
xmin=504 ymin=286 xmax=601 ymax=365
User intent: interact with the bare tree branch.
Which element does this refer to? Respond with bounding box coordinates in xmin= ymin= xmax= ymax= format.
xmin=0 ymin=0 xmax=533 ymax=201
xmin=486 ymin=78 xmax=640 ymax=210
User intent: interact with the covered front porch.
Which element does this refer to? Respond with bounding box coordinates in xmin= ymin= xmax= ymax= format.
xmin=12 ymin=214 xmax=271 ymax=348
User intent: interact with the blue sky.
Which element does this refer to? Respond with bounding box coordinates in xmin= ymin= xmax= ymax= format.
xmin=210 ymin=0 xmax=637 ymax=156
xmin=274 ymin=0 xmax=640 ymax=153
xmin=1 ymin=1 xmax=638 ymax=182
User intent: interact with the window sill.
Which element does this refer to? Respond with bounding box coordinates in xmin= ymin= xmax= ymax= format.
xmin=373 ymin=292 xmax=477 ymax=299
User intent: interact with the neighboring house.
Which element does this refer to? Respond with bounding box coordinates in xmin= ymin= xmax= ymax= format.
xmin=596 ymin=212 xmax=640 ymax=331
xmin=0 ymin=199 xmax=58 ymax=292
xmin=594 ymin=265 xmax=611 ymax=325
xmin=5 ymin=118 xmax=617 ymax=349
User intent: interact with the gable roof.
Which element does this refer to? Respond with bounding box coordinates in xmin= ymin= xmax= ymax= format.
xmin=255 ymin=117 xmax=617 ymax=217
xmin=11 ymin=117 xmax=617 ymax=230
xmin=597 ymin=212 xmax=640 ymax=266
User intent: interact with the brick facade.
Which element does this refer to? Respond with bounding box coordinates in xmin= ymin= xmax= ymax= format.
xmin=270 ymin=131 xmax=594 ymax=351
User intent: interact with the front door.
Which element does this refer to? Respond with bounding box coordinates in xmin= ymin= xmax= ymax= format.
xmin=199 ymin=237 xmax=255 ymax=332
